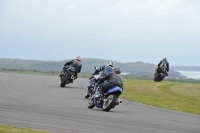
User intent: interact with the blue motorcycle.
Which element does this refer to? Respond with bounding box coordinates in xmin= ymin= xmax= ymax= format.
xmin=88 ymin=85 xmax=123 ymax=112
xmin=85 ymin=66 xmax=103 ymax=99
xmin=85 ymin=74 xmax=101 ymax=98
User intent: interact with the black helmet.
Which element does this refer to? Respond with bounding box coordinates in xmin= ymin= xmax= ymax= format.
xmin=113 ymin=67 xmax=121 ymax=74
xmin=107 ymin=60 xmax=115 ymax=67
xmin=163 ymin=57 xmax=167 ymax=61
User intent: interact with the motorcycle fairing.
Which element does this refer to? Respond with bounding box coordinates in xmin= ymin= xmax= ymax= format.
xmin=107 ymin=86 xmax=123 ymax=94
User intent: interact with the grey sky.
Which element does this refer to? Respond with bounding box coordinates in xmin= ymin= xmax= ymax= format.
xmin=0 ymin=0 xmax=200 ymax=66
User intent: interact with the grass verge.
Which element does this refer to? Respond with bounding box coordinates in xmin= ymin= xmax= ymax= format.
xmin=121 ymin=79 xmax=200 ymax=115
xmin=0 ymin=125 xmax=53 ymax=133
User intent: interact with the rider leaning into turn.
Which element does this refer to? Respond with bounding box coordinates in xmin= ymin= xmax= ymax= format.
xmin=89 ymin=60 xmax=115 ymax=85
xmin=93 ymin=60 xmax=115 ymax=76
xmin=85 ymin=60 xmax=115 ymax=97
xmin=88 ymin=60 xmax=115 ymax=89
xmin=60 ymin=56 xmax=82 ymax=80
xmin=97 ymin=67 xmax=124 ymax=102
xmin=157 ymin=57 xmax=169 ymax=76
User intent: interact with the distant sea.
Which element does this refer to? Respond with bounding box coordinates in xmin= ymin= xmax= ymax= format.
xmin=177 ymin=71 xmax=200 ymax=80
xmin=121 ymin=72 xmax=130 ymax=75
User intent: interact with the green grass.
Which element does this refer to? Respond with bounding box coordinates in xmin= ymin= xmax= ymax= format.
xmin=121 ymin=79 xmax=200 ymax=115
xmin=0 ymin=125 xmax=53 ymax=133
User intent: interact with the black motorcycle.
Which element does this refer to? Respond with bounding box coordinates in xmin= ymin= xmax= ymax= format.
xmin=154 ymin=67 xmax=166 ymax=82
xmin=60 ymin=66 xmax=76 ymax=87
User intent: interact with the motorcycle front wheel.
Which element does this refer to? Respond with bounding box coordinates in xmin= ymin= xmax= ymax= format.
xmin=154 ymin=73 xmax=160 ymax=82
xmin=88 ymin=97 xmax=95 ymax=109
xmin=85 ymin=92 xmax=90 ymax=99
xmin=60 ymin=75 xmax=70 ymax=87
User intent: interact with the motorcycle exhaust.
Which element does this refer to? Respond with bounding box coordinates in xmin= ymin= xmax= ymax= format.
xmin=115 ymin=100 xmax=122 ymax=106
xmin=71 ymin=75 xmax=74 ymax=80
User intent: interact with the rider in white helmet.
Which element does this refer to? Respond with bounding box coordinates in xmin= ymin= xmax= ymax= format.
xmin=93 ymin=60 xmax=115 ymax=75
xmin=85 ymin=60 xmax=115 ymax=98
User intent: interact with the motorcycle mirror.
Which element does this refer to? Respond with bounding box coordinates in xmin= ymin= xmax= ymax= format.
xmin=94 ymin=66 xmax=97 ymax=69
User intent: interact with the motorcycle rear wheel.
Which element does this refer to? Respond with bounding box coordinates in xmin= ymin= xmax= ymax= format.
xmin=103 ymin=94 xmax=117 ymax=112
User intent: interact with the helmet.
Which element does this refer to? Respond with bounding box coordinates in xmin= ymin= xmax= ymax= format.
xmin=163 ymin=57 xmax=167 ymax=61
xmin=113 ymin=67 xmax=121 ymax=74
xmin=75 ymin=56 xmax=81 ymax=62
xmin=107 ymin=60 xmax=115 ymax=67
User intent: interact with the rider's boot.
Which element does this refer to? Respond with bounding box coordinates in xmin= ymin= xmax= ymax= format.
xmin=59 ymin=71 xmax=64 ymax=77
xmin=85 ymin=86 xmax=90 ymax=98
xmin=99 ymin=94 xmax=104 ymax=103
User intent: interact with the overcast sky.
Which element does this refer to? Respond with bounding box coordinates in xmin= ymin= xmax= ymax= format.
xmin=0 ymin=0 xmax=200 ymax=66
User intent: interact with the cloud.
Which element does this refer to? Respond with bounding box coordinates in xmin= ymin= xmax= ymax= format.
xmin=106 ymin=0 xmax=200 ymax=16
xmin=64 ymin=4 xmax=77 ymax=11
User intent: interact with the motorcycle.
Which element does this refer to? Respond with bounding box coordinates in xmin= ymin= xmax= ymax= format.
xmin=85 ymin=74 xmax=100 ymax=98
xmin=85 ymin=66 xmax=100 ymax=98
xmin=154 ymin=67 xmax=166 ymax=82
xmin=60 ymin=66 xmax=76 ymax=87
xmin=87 ymin=84 xmax=123 ymax=112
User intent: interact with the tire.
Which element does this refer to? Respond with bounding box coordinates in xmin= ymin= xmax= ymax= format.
xmin=103 ymin=94 xmax=117 ymax=112
xmin=88 ymin=97 xmax=95 ymax=109
xmin=60 ymin=75 xmax=70 ymax=87
xmin=154 ymin=73 xmax=160 ymax=82
xmin=160 ymin=75 xmax=165 ymax=81
xmin=85 ymin=92 xmax=90 ymax=99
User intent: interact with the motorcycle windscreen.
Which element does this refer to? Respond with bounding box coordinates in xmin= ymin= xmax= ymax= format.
xmin=68 ymin=71 xmax=75 ymax=75
xmin=67 ymin=67 xmax=76 ymax=75
xmin=89 ymin=78 xmax=95 ymax=84
xmin=157 ymin=68 xmax=163 ymax=73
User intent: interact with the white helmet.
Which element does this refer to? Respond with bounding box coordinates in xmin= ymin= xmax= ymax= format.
xmin=107 ymin=60 xmax=115 ymax=67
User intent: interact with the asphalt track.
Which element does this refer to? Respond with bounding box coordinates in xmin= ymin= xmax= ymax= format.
xmin=0 ymin=73 xmax=200 ymax=133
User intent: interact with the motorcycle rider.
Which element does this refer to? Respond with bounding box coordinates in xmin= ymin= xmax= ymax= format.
xmin=85 ymin=60 xmax=115 ymax=98
xmin=157 ymin=57 xmax=169 ymax=76
xmin=59 ymin=56 xmax=82 ymax=82
xmin=93 ymin=60 xmax=115 ymax=76
xmin=97 ymin=67 xmax=123 ymax=102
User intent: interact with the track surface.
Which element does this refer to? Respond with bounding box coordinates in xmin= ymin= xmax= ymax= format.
xmin=0 ymin=73 xmax=200 ymax=133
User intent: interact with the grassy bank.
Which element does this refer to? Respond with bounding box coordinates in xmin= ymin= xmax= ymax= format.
xmin=0 ymin=125 xmax=53 ymax=133
xmin=1 ymin=68 xmax=199 ymax=82
xmin=121 ymin=79 xmax=200 ymax=115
